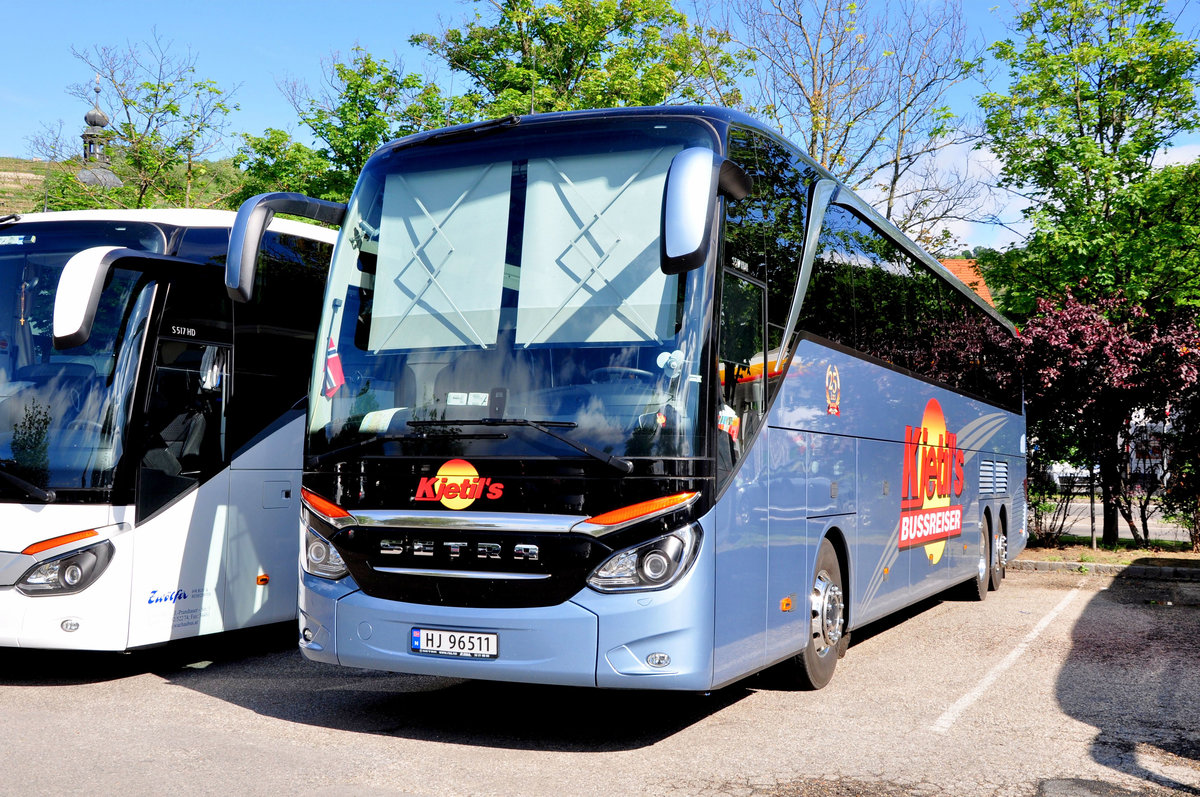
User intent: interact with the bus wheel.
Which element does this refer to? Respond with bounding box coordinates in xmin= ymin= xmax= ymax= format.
xmin=797 ymin=539 xmax=845 ymax=690
xmin=989 ymin=528 xmax=1007 ymax=591
xmin=961 ymin=526 xmax=989 ymax=601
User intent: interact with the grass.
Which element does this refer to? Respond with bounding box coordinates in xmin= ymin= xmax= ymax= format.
xmin=0 ymin=157 xmax=49 ymax=215
xmin=1020 ymin=533 xmax=1200 ymax=568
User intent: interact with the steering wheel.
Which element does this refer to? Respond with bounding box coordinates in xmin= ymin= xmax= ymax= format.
xmin=588 ymin=367 xmax=656 ymax=385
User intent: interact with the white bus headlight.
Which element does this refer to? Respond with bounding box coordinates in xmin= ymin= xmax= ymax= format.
xmin=17 ymin=541 xmax=115 ymax=596
xmin=587 ymin=525 xmax=699 ymax=592
xmin=304 ymin=527 xmax=348 ymax=580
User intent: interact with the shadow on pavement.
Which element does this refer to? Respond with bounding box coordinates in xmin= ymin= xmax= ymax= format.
xmin=0 ymin=620 xmax=749 ymax=751
xmin=0 ymin=621 xmax=299 ymax=685
xmin=161 ymin=640 xmax=750 ymax=751
xmin=1056 ymin=562 xmax=1200 ymax=795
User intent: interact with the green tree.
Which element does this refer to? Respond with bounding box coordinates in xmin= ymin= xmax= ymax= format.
xmin=236 ymin=47 xmax=473 ymax=204
xmin=32 ymin=31 xmax=240 ymax=210
xmin=979 ymin=0 xmax=1200 ymax=315
xmin=230 ymin=129 xmax=331 ymax=208
xmin=236 ymin=4 xmax=740 ymax=203
xmin=979 ymin=0 xmax=1200 ymax=545
xmin=727 ymin=0 xmax=985 ymax=254
xmin=411 ymin=0 xmax=742 ymax=117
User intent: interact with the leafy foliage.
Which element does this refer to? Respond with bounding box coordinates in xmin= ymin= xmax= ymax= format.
xmin=31 ymin=31 xmax=240 ymax=210
xmin=231 ymin=129 xmax=332 ymax=208
xmin=981 ymin=0 xmax=1200 ymax=227
xmin=234 ymin=47 xmax=475 ymax=205
xmin=979 ymin=0 xmax=1200 ymax=317
xmin=1019 ymin=288 xmax=1200 ymax=545
xmin=412 ymin=0 xmax=742 ymax=117
xmin=729 ymin=0 xmax=986 ymax=254
xmin=980 ymin=0 xmax=1200 ymax=545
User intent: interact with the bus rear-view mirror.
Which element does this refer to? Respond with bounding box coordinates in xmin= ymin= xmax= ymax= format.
xmin=53 ymin=247 xmax=170 ymax=349
xmin=661 ymin=148 xmax=752 ymax=275
xmin=226 ymin=192 xmax=346 ymax=303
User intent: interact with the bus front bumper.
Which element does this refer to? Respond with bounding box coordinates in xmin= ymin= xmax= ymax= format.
xmin=0 ymin=551 xmax=131 ymax=650
xmin=299 ymin=567 xmax=716 ymax=690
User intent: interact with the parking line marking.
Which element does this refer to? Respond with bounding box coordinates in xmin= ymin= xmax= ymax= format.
xmin=930 ymin=584 xmax=1082 ymax=734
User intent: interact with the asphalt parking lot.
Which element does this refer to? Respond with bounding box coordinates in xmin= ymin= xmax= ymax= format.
xmin=1 ymin=570 xmax=1197 ymax=797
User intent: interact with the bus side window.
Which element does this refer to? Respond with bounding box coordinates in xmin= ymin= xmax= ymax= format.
xmin=138 ymin=341 xmax=229 ymax=519
xmin=757 ymin=138 xmax=809 ymax=401
xmin=228 ymin=233 xmax=331 ymax=455
xmin=175 ymin=227 xmax=231 ymax=265
xmin=717 ymin=269 xmax=765 ymax=480
xmin=723 ymin=128 xmax=812 ymax=409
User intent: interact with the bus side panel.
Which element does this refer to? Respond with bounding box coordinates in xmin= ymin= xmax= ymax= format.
xmin=126 ymin=475 xmax=231 ymax=647
xmin=854 ymin=437 xmax=911 ymax=628
xmin=224 ymin=414 xmax=304 ymax=630
xmin=1007 ymin=452 xmax=1029 ymax=559
xmin=764 ymin=426 xmax=809 ymax=665
xmin=711 ymin=430 xmax=769 ymax=686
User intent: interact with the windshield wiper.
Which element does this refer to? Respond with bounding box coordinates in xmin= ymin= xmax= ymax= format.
xmin=0 ymin=460 xmax=56 ymax=503
xmin=392 ymin=115 xmax=520 ymax=153
xmin=448 ymin=418 xmax=635 ymax=474
xmin=0 ymin=213 xmax=21 ymax=229
xmin=305 ymin=430 xmax=507 ymax=468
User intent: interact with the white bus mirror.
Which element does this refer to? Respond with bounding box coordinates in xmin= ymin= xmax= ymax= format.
xmin=53 ymin=247 xmax=183 ymax=349
xmin=53 ymin=246 xmax=117 ymax=349
xmin=661 ymin=149 xmax=752 ymax=275
xmin=226 ymin=192 xmax=346 ymax=303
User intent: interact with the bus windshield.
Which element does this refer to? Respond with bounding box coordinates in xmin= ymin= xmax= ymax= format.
xmin=309 ymin=118 xmax=718 ymax=467
xmin=0 ymin=221 xmax=159 ymax=499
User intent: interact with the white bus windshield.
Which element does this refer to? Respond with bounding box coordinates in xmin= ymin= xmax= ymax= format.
xmin=309 ymin=119 xmax=718 ymax=465
xmin=0 ymin=222 xmax=159 ymax=498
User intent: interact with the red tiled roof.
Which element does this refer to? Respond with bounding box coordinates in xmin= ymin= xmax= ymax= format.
xmin=939 ymin=258 xmax=995 ymax=307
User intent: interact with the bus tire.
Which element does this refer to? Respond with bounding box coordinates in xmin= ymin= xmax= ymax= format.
xmin=796 ymin=538 xmax=845 ymax=690
xmin=960 ymin=525 xmax=989 ymax=601
xmin=989 ymin=526 xmax=1006 ymax=591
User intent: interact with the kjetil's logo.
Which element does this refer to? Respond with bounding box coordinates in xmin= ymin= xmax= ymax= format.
xmin=900 ymin=399 xmax=965 ymax=564
xmin=414 ymin=459 xmax=504 ymax=510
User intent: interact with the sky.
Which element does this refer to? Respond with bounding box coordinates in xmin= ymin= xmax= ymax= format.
xmin=3 ymin=0 xmax=1198 ymax=250
xmin=0 ymin=0 xmax=457 ymax=159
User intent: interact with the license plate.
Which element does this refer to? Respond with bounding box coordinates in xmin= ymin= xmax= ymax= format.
xmin=410 ymin=627 xmax=498 ymax=659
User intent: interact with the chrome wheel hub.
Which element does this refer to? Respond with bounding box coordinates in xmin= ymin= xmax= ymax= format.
xmin=811 ymin=571 xmax=844 ymax=652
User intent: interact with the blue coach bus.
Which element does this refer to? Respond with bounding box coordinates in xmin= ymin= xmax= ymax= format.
xmin=226 ymin=106 xmax=1026 ymax=690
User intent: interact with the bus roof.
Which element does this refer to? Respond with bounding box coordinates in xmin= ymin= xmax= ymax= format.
xmin=6 ymin=208 xmax=337 ymax=244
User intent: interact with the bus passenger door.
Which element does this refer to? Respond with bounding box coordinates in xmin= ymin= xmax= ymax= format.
xmin=128 ymin=340 xmax=232 ymax=646
xmin=712 ymin=267 xmax=770 ymax=683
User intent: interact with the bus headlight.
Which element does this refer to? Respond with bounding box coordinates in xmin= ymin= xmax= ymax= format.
xmin=304 ymin=527 xmax=348 ymax=580
xmin=17 ymin=541 xmax=115 ymax=596
xmin=587 ymin=525 xmax=699 ymax=592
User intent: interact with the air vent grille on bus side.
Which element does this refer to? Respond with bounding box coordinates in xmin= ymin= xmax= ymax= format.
xmin=978 ymin=460 xmax=1008 ymax=495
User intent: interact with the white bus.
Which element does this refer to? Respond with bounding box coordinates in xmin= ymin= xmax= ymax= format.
xmin=0 ymin=209 xmax=334 ymax=650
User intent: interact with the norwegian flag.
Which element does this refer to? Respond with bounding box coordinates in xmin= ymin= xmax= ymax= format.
xmin=323 ymin=337 xmax=345 ymax=398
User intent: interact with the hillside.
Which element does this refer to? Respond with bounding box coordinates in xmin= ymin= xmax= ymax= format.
xmin=0 ymin=157 xmax=48 ymax=215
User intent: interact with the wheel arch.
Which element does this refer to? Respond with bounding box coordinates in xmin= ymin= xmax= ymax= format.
xmin=981 ymin=505 xmax=994 ymax=555
xmin=820 ymin=524 xmax=851 ymax=629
